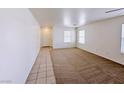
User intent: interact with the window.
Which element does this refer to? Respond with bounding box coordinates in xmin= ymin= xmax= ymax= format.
xmin=121 ymin=24 xmax=124 ymax=53
xmin=64 ymin=31 xmax=71 ymax=43
xmin=78 ymin=30 xmax=85 ymax=44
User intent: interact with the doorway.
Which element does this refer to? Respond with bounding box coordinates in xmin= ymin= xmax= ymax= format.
xmin=41 ymin=26 xmax=53 ymax=47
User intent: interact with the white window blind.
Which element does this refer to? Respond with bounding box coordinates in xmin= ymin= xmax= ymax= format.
xmin=121 ymin=24 xmax=124 ymax=53
xmin=78 ymin=30 xmax=85 ymax=44
xmin=64 ymin=31 xmax=71 ymax=43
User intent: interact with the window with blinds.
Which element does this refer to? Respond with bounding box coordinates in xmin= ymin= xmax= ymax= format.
xmin=121 ymin=24 xmax=124 ymax=53
xmin=78 ymin=30 xmax=85 ymax=44
xmin=64 ymin=31 xmax=71 ymax=43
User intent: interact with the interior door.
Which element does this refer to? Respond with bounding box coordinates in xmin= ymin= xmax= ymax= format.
xmin=42 ymin=27 xmax=52 ymax=47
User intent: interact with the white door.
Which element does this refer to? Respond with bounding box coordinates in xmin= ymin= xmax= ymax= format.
xmin=41 ymin=27 xmax=52 ymax=47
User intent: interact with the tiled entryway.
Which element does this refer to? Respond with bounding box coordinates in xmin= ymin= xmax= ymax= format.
xmin=26 ymin=47 xmax=56 ymax=84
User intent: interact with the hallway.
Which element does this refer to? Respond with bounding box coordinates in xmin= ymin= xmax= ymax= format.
xmin=26 ymin=47 xmax=56 ymax=84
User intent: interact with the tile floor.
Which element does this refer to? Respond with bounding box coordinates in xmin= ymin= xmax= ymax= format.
xmin=26 ymin=47 xmax=56 ymax=84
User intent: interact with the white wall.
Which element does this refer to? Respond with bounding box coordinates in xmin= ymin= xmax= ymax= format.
xmin=53 ymin=26 xmax=76 ymax=48
xmin=0 ymin=9 xmax=41 ymax=83
xmin=77 ymin=16 xmax=124 ymax=65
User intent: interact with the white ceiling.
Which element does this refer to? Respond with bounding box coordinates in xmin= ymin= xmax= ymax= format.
xmin=30 ymin=8 xmax=124 ymax=27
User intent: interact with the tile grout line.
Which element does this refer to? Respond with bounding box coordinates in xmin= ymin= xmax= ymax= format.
xmin=48 ymin=47 xmax=56 ymax=84
xmin=45 ymin=55 xmax=47 ymax=84
xmin=35 ymin=62 xmax=41 ymax=84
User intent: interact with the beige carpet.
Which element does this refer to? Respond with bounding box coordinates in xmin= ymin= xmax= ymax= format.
xmin=51 ymin=48 xmax=124 ymax=84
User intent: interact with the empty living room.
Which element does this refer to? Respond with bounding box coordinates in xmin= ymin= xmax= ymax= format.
xmin=0 ymin=8 xmax=124 ymax=85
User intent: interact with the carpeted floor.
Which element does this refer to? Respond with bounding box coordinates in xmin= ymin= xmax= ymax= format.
xmin=50 ymin=48 xmax=124 ymax=84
